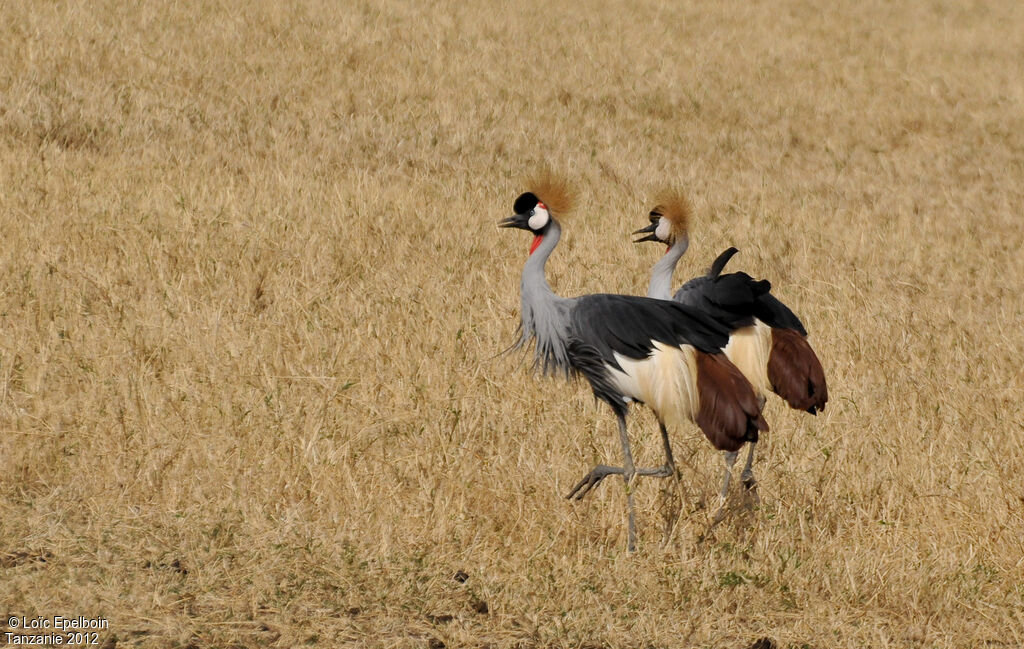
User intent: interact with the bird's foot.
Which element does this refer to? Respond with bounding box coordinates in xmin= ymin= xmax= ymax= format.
xmin=566 ymin=464 xmax=674 ymax=500
xmin=638 ymin=465 xmax=674 ymax=479
xmin=566 ymin=465 xmax=623 ymax=500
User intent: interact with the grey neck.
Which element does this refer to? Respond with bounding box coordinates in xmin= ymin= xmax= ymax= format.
xmin=646 ymin=236 xmax=689 ymax=300
xmin=516 ymin=220 xmax=572 ymax=375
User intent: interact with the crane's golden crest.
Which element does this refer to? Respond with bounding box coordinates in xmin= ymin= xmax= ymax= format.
xmin=649 ymin=188 xmax=692 ymax=240
xmin=523 ymin=170 xmax=576 ymax=218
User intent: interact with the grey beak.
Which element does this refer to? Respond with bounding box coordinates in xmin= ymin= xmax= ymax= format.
xmin=632 ymin=222 xmax=659 ymax=243
xmin=499 ymin=213 xmax=531 ymax=229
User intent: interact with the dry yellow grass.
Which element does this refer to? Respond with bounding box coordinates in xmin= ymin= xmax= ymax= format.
xmin=2 ymin=1 xmax=1023 ymax=647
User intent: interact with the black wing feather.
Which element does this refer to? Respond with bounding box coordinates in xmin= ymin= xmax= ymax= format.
xmin=674 ymin=248 xmax=808 ymax=335
xmin=569 ymin=294 xmax=731 ymax=371
xmin=673 ymin=271 xmax=771 ymax=330
xmin=752 ymin=293 xmax=807 ymax=334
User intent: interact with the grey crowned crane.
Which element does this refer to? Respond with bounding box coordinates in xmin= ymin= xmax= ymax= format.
xmin=498 ymin=174 xmax=768 ymax=550
xmin=633 ymin=190 xmax=828 ymax=517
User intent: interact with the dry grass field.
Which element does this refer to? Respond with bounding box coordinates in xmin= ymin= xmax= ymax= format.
xmin=2 ymin=1 xmax=1023 ymax=647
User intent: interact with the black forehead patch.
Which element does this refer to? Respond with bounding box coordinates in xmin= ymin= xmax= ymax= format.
xmin=513 ymin=192 xmax=539 ymax=214
xmin=649 ymin=208 xmax=662 ymax=223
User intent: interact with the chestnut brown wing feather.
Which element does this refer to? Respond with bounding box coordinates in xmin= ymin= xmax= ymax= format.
xmin=768 ymin=328 xmax=829 ymax=414
xmin=694 ymin=352 xmax=770 ymax=452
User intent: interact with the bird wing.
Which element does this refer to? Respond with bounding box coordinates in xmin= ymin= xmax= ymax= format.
xmin=684 ymin=248 xmax=809 ymax=334
xmin=672 ymin=271 xmax=772 ymax=330
xmin=569 ymin=294 xmax=731 ymax=368
xmin=752 ymin=292 xmax=807 ymax=335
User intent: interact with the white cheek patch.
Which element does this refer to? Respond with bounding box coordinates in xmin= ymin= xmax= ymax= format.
xmin=654 ymin=218 xmax=671 ymax=242
xmin=528 ymin=205 xmax=550 ymax=231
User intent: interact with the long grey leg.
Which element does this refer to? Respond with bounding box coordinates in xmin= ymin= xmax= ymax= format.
xmin=658 ymin=422 xmax=683 ymax=544
xmin=712 ymin=450 xmax=739 ymax=524
xmin=740 ymin=441 xmax=759 ymax=502
xmin=615 ymin=413 xmax=638 ymax=552
xmin=566 ymin=423 xmax=675 ymax=501
xmin=658 ymin=423 xmax=677 ymax=477
xmin=739 ymin=395 xmax=766 ymax=507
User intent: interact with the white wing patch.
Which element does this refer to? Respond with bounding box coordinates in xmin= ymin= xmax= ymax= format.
xmin=723 ymin=319 xmax=772 ymax=398
xmin=605 ymin=342 xmax=699 ymax=431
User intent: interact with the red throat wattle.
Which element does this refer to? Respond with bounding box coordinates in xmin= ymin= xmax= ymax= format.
xmin=530 ymin=235 xmax=543 ymax=255
xmin=664 ymin=244 xmax=671 ymax=255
